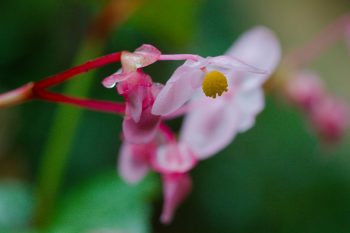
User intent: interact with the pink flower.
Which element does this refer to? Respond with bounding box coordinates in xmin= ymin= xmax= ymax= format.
xmin=102 ymin=45 xmax=162 ymax=143
xmin=284 ymin=71 xmax=349 ymax=143
xmin=102 ymin=44 xmax=161 ymax=90
xmin=180 ymin=27 xmax=281 ymax=159
xmin=119 ymin=137 xmax=198 ymax=224
xmin=151 ymin=142 xmax=197 ymax=224
xmin=151 ymin=49 xmax=268 ymax=116
xmin=118 ymin=27 xmax=281 ymax=224
xmin=118 ymin=141 xmax=154 ymax=184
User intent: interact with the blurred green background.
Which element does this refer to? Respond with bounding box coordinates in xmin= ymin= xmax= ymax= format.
xmin=0 ymin=0 xmax=350 ymax=232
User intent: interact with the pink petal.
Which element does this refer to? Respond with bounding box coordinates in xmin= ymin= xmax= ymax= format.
xmin=226 ymin=26 xmax=281 ymax=90
xmin=117 ymin=71 xmax=152 ymax=95
xmin=134 ymin=44 xmax=162 ymax=67
xmin=125 ymin=86 xmax=146 ymax=122
xmin=207 ymin=55 xmax=267 ymax=75
xmin=123 ymin=106 xmax=161 ymax=144
xmin=233 ymin=87 xmax=265 ymax=132
xmin=161 ymin=173 xmax=192 ymax=224
xmin=180 ymin=97 xmax=239 ymax=159
xmin=151 ymin=143 xmax=197 ymax=174
xmin=152 ymin=61 xmax=203 ymax=116
xmin=121 ymin=44 xmax=161 ymax=72
xmin=102 ymin=72 xmax=133 ymax=88
xmin=118 ymin=142 xmax=151 ymax=184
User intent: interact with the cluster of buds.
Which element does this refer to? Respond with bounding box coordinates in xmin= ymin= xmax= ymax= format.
xmin=0 ymin=27 xmax=281 ymax=223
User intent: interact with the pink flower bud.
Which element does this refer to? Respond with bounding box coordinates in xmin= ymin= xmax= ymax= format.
xmin=310 ymin=98 xmax=349 ymax=143
xmin=285 ymin=71 xmax=325 ymax=111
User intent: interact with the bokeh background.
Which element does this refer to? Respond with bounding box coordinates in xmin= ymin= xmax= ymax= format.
xmin=0 ymin=0 xmax=350 ymax=232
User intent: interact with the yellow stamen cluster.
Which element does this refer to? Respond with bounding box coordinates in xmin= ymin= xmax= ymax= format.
xmin=202 ymin=70 xmax=228 ymax=98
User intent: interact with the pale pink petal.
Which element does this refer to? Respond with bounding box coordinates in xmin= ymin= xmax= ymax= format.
xmin=102 ymin=72 xmax=133 ymax=88
xmin=123 ymin=106 xmax=161 ymax=144
xmin=207 ymin=55 xmax=267 ymax=74
xmin=152 ymin=61 xmax=203 ymax=116
xmin=226 ymin=26 xmax=281 ymax=89
xmin=125 ymin=86 xmax=146 ymax=122
xmin=118 ymin=142 xmax=151 ymax=184
xmin=180 ymin=97 xmax=239 ymax=159
xmin=134 ymin=44 xmax=162 ymax=67
xmin=117 ymin=71 xmax=152 ymax=95
xmin=233 ymin=88 xmax=265 ymax=132
xmin=121 ymin=44 xmax=161 ymax=72
xmin=161 ymin=173 xmax=192 ymax=224
xmin=227 ymin=26 xmax=281 ymax=72
xmin=151 ymin=143 xmax=197 ymax=174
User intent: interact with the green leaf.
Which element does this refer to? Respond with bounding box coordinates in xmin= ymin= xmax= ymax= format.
xmin=126 ymin=0 xmax=199 ymax=47
xmin=0 ymin=181 xmax=33 ymax=232
xmin=47 ymin=171 xmax=159 ymax=233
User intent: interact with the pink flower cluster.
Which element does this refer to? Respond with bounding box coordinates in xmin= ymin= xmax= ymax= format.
xmin=283 ymin=13 xmax=350 ymax=143
xmin=285 ymin=71 xmax=349 ymax=143
xmin=103 ymin=27 xmax=281 ymax=223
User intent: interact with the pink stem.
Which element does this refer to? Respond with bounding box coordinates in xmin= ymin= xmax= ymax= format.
xmin=285 ymin=13 xmax=350 ymax=68
xmin=159 ymin=54 xmax=199 ymax=61
xmin=35 ymin=52 xmax=122 ymax=90
xmin=34 ymin=90 xmax=125 ymax=114
xmin=159 ymin=122 xmax=176 ymax=142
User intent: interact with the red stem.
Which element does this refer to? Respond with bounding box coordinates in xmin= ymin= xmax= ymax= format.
xmin=34 ymin=90 xmax=125 ymax=114
xmin=35 ymin=52 xmax=122 ymax=90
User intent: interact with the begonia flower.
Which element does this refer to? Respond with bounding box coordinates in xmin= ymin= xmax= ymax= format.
xmin=102 ymin=45 xmax=162 ymax=143
xmin=151 ymin=48 xmax=268 ymax=116
xmin=180 ymin=26 xmax=281 ymax=159
xmin=151 ymin=142 xmax=197 ymax=224
xmin=119 ymin=137 xmax=198 ymax=224
xmin=117 ymin=27 xmax=281 ymax=224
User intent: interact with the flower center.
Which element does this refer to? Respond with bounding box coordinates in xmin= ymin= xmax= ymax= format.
xmin=202 ymin=70 xmax=228 ymax=98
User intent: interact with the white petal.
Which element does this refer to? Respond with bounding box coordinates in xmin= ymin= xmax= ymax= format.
xmin=180 ymin=98 xmax=239 ymax=159
xmin=152 ymin=61 xmax=204 ymax=116
xmin=226 ymin=26 xmax=281 ymax=89
xmin=233 ymin=87 xmax=265 ymax=132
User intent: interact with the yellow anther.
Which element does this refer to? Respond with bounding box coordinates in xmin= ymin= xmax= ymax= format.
xmin=202 ymin=70 xmax=228 ymax=98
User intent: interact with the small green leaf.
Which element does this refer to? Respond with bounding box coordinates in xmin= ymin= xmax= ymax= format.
xmin=0 ymin=181 xmax=33 ymax=232
xmin=48 ymin=171 xmax=159 ymax=233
